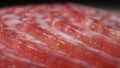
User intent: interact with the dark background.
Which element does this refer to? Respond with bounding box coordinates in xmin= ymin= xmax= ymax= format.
xmin=0 ymin=0 xmax=119 ymax=10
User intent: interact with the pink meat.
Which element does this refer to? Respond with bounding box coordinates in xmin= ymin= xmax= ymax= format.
xmin=0 ymin=3 xmax=120 ymax=68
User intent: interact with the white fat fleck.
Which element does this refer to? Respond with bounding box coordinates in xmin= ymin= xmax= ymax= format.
xmin=71 ymin=58 xmax=95 ymax=68
xmin=115 ymin=30 xmax=120 ymax=33
xmin=52 ymin=8 xmax=61 ymax=12
xmin=70 ymin=19 xmax=82 ymax=27
xmin=109 ymin=30 xmax=120 ymax=44
xmin=58 ymin=51 xmax=70 ymax=56
xmin=0 ymin=44 xmax=5 ymax=49
xmin=93 ymin=16 xmax=101 ymax=20
xmin=6 ymin=19 xmax=21 ymax=25
xmin=65 ymin=25 xmax=71 ymax=31
xmin=51 ymin=18 xmax=61 ymax=25
xmin=87 ymin=47 xmax=100 ymax=53
xmin=23 ymin=33 xmax=40 ymax=43
xmin=63 ymin=12 xmax=68 ymax=17
xmin=84 ymin=19 xmax=93 ymax=28
xmin=101 ymin=17 xmax=120 ymax=30
xmin=1 ymin=14 xmax=20 ymax=19
xmin=2 ymin=14 xmax=21 ymax=25
xmin=26 ymin=44 xmax=38 ymax=50
xmin=14 ymin=8 xmax=24 ymax=13
xmin=36 ymin=18 xmax=49 ymax=29
xmin=34 ymin=14 xmax=44 ymax=18
xmin=110 ymin=15 xmax=120 ymax=22
xmin=51 ymin=28 xmax=85 ymax=45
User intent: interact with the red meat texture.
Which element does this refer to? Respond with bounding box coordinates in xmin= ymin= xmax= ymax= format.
xmin=0 ymin=3 xmax=120 ymax=68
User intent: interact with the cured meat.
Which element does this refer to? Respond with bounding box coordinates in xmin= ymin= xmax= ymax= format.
xmin=0 ymin=3 xmax=120 ymax=68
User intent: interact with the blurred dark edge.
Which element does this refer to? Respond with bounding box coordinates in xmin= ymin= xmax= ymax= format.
xmin=0 ymin=0 xmax=119 ymax=10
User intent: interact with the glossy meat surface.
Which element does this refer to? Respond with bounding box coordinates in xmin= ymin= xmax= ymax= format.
xmin=0 ymin=3 xmax=120 ymax=68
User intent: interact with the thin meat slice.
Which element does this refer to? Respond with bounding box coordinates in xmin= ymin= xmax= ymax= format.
xmin=0 ymin=3 xmax=120 ymax=68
